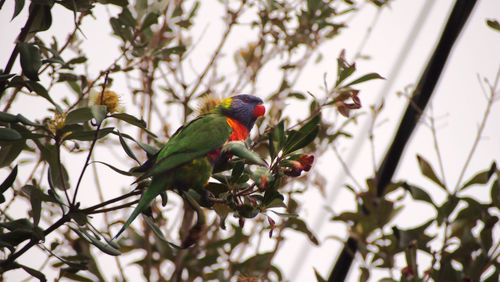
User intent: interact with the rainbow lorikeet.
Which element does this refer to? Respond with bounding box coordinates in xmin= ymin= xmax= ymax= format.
xmin=114 ymin=94 xmax=265 ymax=239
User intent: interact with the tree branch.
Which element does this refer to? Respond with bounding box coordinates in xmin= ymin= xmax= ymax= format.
xmin=328 ymin=0 xmax=478 ymax=281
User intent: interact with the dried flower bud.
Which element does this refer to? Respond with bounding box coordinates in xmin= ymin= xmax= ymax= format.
xmin=47 ymin=112 xmax=67 ymax=135
xmin=92 ymin=90 xmax=121 ymax=113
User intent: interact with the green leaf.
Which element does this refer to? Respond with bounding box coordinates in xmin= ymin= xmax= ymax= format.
xmin=436 ymin=195 xmax=459 ymax=225
xmin=314 ymin=268 xmax=327 ymax=282
xmin=20 ymin=264 xmax=47 ymax=281
xmin=29 ymin=2 xmax=53 ymax=33
xmin=141 ymin=12 xmax=159 ymax=29
xmin=66 ymin=127 xmax=114 ymax=141
xmin=270 ymin=210 xmax=298 ymax=218
xmin=486 ymin=19 xmax=500 ymax=31
xmin=307 ymin=0 xmax=320 ymax=13
xmin=335 ymin=51 xmax=355 ymax=87
xmin=344 ymin=72 xmax=384 ymax=87
xmin=48 ymin=164 xmax=70 ymax=191
xmin=416 ymin=154 xmax=446 ymax=190
xmin=91 ymin=161 xmax=132 ymax=176
xmin=459 ymin=162 xmax=496 ymax=191
xmin=0 ymin=141 xmax=25 ymax=168
xmin=0 ymin=112 xmax=39 ymax=127
xmin=41 ymin=144 xmax=70 ymax=190
xmin=66 ymin=107 xmax=94 ymax=125
xmin=403 ymin=183 xmax=435 ymax=206
xmin=0 ymin=127 xmax=22 ymax=141
xmin=235 ymin=252 xmax=274 ymax=273
xmin=286 ymin=217 xmax=319 ymax=245
xmin=287 ymin=92 xmax=307 ymax=100
xmin=59 ymin=271 xmax=93 ymax=282
xmin=66 ymin=56 xmax=87 ymax=65
xmin=29 ymin=186 xmax=42 ymax=226
xmin=0 ymin=112 xmax=18 ymax=123
xmin=75 ymin=228 xmax=121 ymax=256
xmin=230 ymin=161 xmax=245 ymax=182
xmin=110 ymin=113 xmax=157 ymax=137
xmin=213 ymin=203 xmax=230 ymax=229
xmin=159 ymin=45 xmax=186 ymax=57
xmin=491 ymin=178 xmax=500 ymax=208
xmin=266 ymin=198 xmax=287 ymax=208
xmin=0 ymin=166 xmax=18 ymax=204
xmin=12 ymin=0 xmax=25 ymax=20
xmin=25 ymin=81 xmax=62 ymax=113
xmin=269 ymin=121 xmax=285 ymax=159
xmin=222 ymin=141 xmax=266 ymax=166
xmin=142 ymin=215 xmax=170 ymax=243
xmin=90 ymin=105 xmax=107 ymax=124
xmin=18 ymin=42 xmax=42 ymax=81
xmin=22 ymin=185 xmax=58 ymax=203
xmin=283 ymin=115 xmax=320 ymax=154
xmin=116 ymin=130 xmax=140 ymax=164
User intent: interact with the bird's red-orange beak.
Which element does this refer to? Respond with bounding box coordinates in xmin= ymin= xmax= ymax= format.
xmin=253 ymin=104 xmax=265 ymax=117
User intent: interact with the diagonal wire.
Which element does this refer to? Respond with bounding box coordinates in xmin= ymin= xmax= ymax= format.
xmin=328 ymin=0 xmax=478 ymax=281
xmin=288 ymin=0 xmax=436 ymax=278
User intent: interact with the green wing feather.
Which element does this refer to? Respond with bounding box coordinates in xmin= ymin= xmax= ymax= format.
xmin=114 ymin=113 xmax=232 ymax=239
xmin=137 ymin=113 xmax=232 ymax=180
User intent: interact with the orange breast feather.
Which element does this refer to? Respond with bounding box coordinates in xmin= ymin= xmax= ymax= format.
xmin=226 ymin=117 xmax=249 ymax=141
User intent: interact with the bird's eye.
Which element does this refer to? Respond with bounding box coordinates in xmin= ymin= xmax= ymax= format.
xmin=243 ymin=98 xmax=250 ymax=102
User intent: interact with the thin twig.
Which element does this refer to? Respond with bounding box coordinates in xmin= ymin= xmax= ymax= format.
xmin=453 ymin=68 xmax=500 ymax=193
xmin=428 ymin=105 xmax=447 ymax=188
xmin=79 ymin=189 xmax=142 ymax=214
xmin=186 ymin=0 xmax=247 ymax=99
xmin=71 ymin=72 xmax=110 ymax=205
xmin=86 ymin=199 xmax=140 ymax=215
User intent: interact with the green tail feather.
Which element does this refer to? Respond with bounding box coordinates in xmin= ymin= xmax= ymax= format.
xmin=114 ymin=177 xmax=170 ymax=239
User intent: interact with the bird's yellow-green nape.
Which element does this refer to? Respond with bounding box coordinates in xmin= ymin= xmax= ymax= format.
xmin=219 ymin=97 xmax=233 ymax=110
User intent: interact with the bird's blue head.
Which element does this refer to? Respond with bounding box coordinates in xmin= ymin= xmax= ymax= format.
xmin=219 ymin=94 xmax=265 ymax=130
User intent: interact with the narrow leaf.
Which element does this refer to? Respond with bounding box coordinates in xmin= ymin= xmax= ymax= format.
xmin=29 ymin=187 xmax=42 ymax=226
xmin=344 ymin=72 xmax=384 ymax=87
xmin=116 ymin=130 xmax=140 ymax=164
xmin=486 ymin=19 xmax=500 ymax=31
xmin=222 ymin=141 xmax=266 ymax=166
xmin=91 ymin=161 xmax=132 ymax=176
xmin=0 ymin=166 xmax=18 ymax=203
xmin=314 ymin=268 xmax=327 ymax=282
xmin=459 ymin=163 xmax=496 ymax=191
xmin=20 ymin=264 xmax=47 ymax=282
xmin=416 ymin=155 xmax=446 ymax=190
xmin=18 ymin=43 xmax=41 ymax=81
xmin=0 ymin=127 xmax=22 ymax=141
xmin=286 ymin=217 xmax=319 ymax=245
xmin=66 ymin=107 xmax=93 ymax=125
xmin=0 ymin=142 xmax=25 ymax=168
xmin=26 ymin=81 xmax=62 ymax=113
xmin=270 ymin=210 xmax=298 ymax=218
xmin=283 ymin=115 xmax=320 ymax=154
xmin=12 ymin=0 xmax=25 ymax=20
xmin=66 ymin=127 xmax=114 ymax=141
xmin=75 ymin=228 xmax=121 ymax=256
xmin=403 ymin=183 xmax=435 ymax=206
xmin=90 ymin=105 xmax=107 ymax=124
xmin=142 ymin=215 xmax=168 ymax=242
xmin=269 ymin=121 xmax=285 ymax=159
xmin=111 ymin=113 xmax=157 ymax=137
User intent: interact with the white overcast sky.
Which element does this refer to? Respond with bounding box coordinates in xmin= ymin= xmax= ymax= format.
xmin=1 ymin=0 xmax=500 ymax=281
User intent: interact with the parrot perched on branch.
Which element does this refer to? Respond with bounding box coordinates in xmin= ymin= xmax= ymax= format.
xmin=114 ymin=94 xmax=265 ymax=239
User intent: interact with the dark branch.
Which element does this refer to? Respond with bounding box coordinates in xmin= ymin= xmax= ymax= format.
xmin=328 ymin=1 xmax=478 ymax=281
